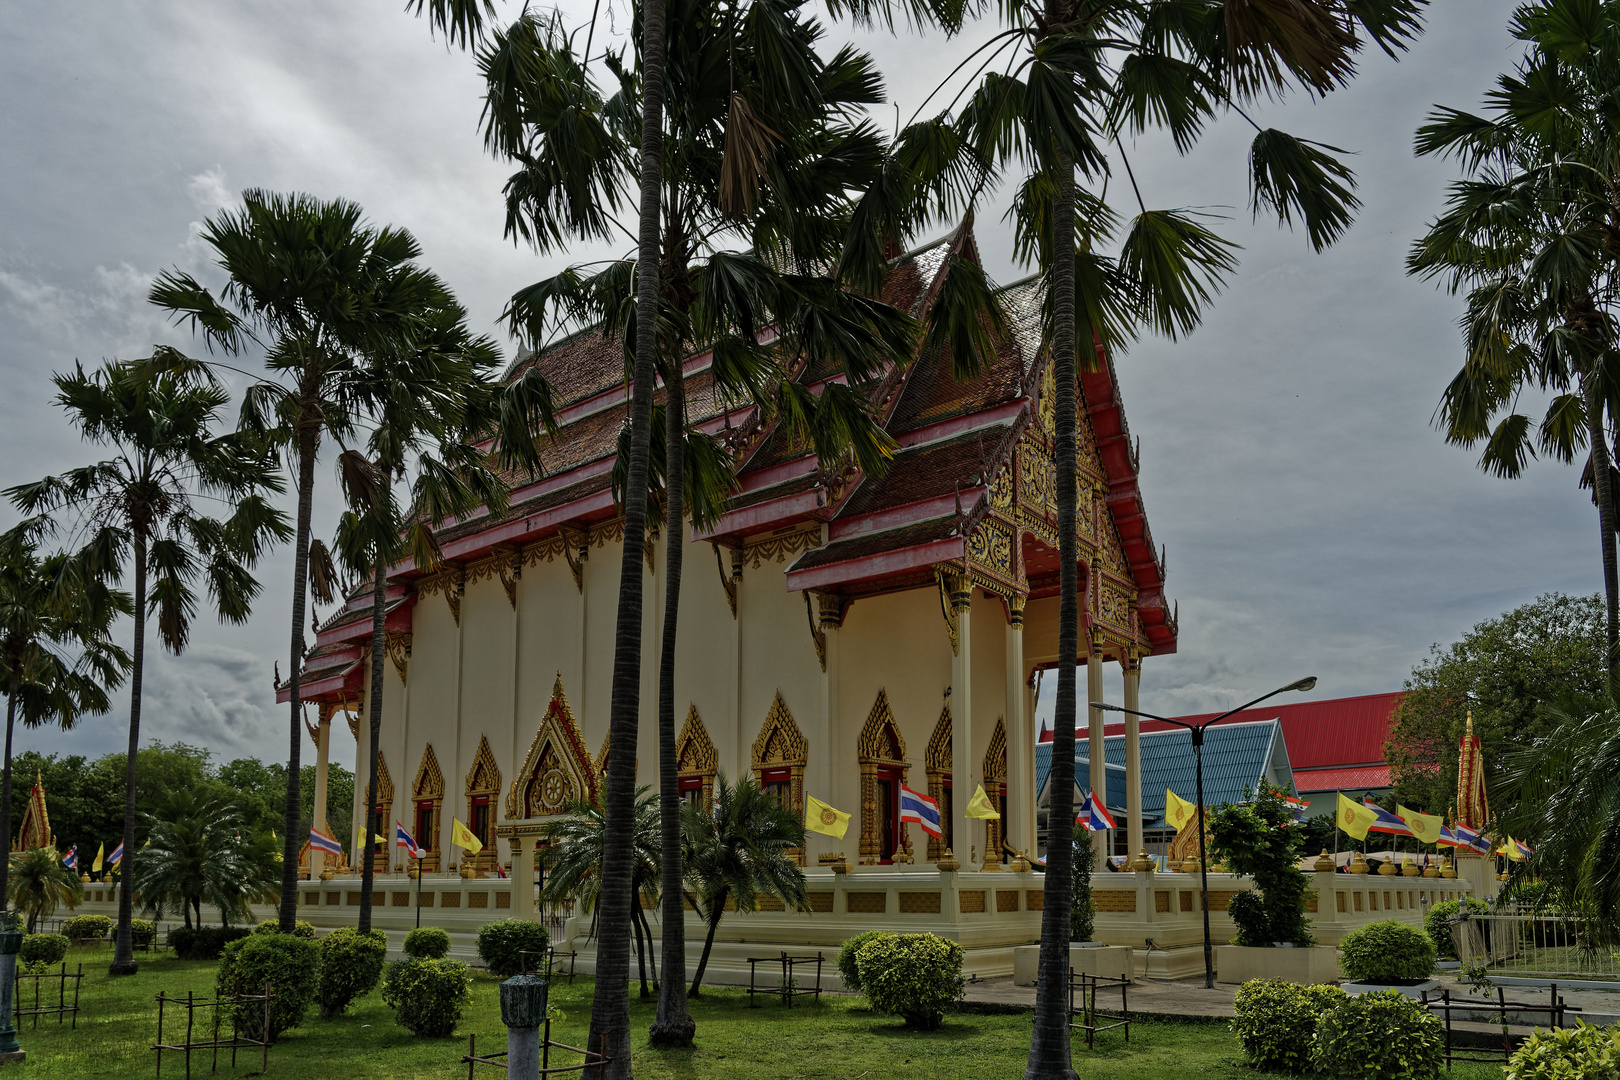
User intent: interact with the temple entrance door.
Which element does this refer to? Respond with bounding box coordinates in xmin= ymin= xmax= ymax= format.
xmin=470 ymin=794 xmax=493 ymax=866
xmin=414 ymin=800 xmax=438 ymax=873
xmin=876 ymin=766 xmax=902 ymax=863
xmin=679 ymin=775 xmax=705 ymax=809
xmin=372 ymin=802 xmax=388 ymax=873
xmin=939 ymin=777 xmax=953 ymax=853
xmin=761 ymin=767 xmax=792 ymax=809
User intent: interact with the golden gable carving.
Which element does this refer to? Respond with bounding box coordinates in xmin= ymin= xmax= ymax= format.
xmin=506 ymin=674 xmax=598 ymax=820
xmin=413 ymin=744 xmax=444 ymax=800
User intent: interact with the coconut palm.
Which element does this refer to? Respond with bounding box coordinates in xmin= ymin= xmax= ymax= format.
xmin=8 ymin=361 xmax=284 ymax=974
xmin=0 ymin=531 xmax=127 ymax=916
xmin=136 ymin=792 xmax=276 ymax=928
xmin=8 ymin=847 xmax=83 ymax=934
xmin=681 ymin=773 xmax=808 ymax=996
xmin=1408 ymin=0 xmax=1620 ymax=682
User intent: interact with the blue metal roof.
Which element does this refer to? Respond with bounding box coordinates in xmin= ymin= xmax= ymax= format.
xmin=1036 ymin=719 xmax=1290 ymax=825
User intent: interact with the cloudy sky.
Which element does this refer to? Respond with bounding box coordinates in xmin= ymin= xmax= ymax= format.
xmin=2 ymin=1 xmax=1579 ymax=774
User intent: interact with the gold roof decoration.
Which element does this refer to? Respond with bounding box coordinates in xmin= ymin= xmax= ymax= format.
xmin=15 ymin=770 xmax=54 ymax=852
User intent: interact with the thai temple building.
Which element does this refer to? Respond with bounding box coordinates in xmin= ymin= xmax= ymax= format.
xmin=13 ymin=771 xmax=53 ymax=853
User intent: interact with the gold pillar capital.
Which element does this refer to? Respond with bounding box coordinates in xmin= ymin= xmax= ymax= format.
xmin=1007 ymin=593 xmax=1027 ymax=628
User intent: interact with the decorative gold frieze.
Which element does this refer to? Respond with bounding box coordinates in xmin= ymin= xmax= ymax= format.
xmin=742 ymin=525 xmax=821 ymax=568
xmin=935 ymin=567 xmax=970 ymax=655
xmin=966 ymin=519 xmax=1013 ymax=578
xmin=385 ymin=631 xmax=412 ymax=685
xmin=417 ymin=565 xmax=466 ymax=626
xmin=803 ymin=592 xmax=826 ymax=671
xmin=713 ymin=544 xmax=738 ymax=617
xmin=560 ymin=526 xmax=588 ymax=594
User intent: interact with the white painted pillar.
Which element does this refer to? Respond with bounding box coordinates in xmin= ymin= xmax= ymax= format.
xmin=1124 ymin=654 xmax=1143 ymax=863
xmin=946 ymin=574 xmax=976 ymax=868
xmin=811 ymin=592 xmax=840 ymax=866
xmin=1087 ymin=639 xmax=1107 ymax=865
xmin=510 ymin=834 xmax=535 ymax=922
xmin=1004 ymin=596 xmax=1030 ymax=859
xmin=311 ymin=711 xmax=331 ymax=878
xmin=354 ymin=679 xmax=372 ymax=862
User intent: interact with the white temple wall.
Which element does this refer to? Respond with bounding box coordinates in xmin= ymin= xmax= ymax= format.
xmin=668 ymin=535 xmax=740 ymax=778
xmin=734 ymin=544 xmax=821 ymax=780
xmin=410 ymin=591 xmax=460 ymax=858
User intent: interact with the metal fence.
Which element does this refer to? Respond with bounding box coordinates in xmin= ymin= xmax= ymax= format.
xmin=1454 ymin=906 xmax=1620 ymax=980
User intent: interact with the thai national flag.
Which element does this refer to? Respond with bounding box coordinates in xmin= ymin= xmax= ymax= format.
xmin=1077 ymin=791 xmax=1117 ymax=832
xmin=1451 ymin=824 xmax=1492 ymax=854
xmin=899 ymin=786 xmax=942 ymax=838
xmin=1361 ymin=797 xmax=1414 ymax=837
xmin=1282 ymin=795 xmax=1309 ymax=822
xmin=109 ymin=841 xmax=125 ymax=866
xmin=394 ymin=822 xmax=425 ymax=859
xmin=62 ymin=846 xmax=76 ymax=870
xmin=309 ymin=828 xmax=343 ymax=856
xmin=1437 ymin=824 xmax=1463 ymax=848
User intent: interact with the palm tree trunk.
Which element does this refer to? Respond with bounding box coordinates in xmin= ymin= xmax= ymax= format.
xmin=639 ymin=905 xmax=659 ymax=987
xmin=687 ymin=894 xmax=726 ymax=998
xmin=0 ymin=674 xmax=19 ymax=911
xmin=588 ymin=0 xmax=668 ymax=1069
xmin=1587 ymin=372 xmax=1619 ymax=686
xmin=651 ymin=367 xmax=695 ymax=1045
xmin=1025 ymin=148 xmax=1080 ymax=1080
xmin=279 ymin=429 xmax=319 ymax=929
xmin=110 ymin=534 xmax=148 ymax=975
xmin=359 ymin=560 xmax=387 ymax=933
xmin=634 ymin=905 xmax=650 ymax=998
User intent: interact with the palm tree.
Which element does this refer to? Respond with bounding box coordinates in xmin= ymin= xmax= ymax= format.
xmin=682 ymin=773 xmax=808 ymax=996
xmin=136 ymin=792 xmax=277 ymax=928
xmin=0 ymin=531 xmax=127 ymax=916
xmin=8 ymin=360 xmax=288 ymax=974
xmin=8 ymin=847 xmax=83 ymax=933
xmin=1408 ymin=0 xmax=1620 ymax=682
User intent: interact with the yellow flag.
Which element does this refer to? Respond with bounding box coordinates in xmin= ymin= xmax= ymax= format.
xmin=1336 ymin=793 xmax=1380 ymax=842
xmin=1165 ymin=788 xmax=1198 ymax=832
xmin=805 ymin=795 xmax=850 ymax=839
xmin=374 ymin=833 xmax=389 ymax=844
xmin=451 ymin=818 xmax=484 ymax=855
xmin=91 ymin=842 xmax=105 ymax=872
xmin=965 ymin=785 xmax=1001 ymax=820
xmin=1398 ymin=804 xmax=1443 ymax=845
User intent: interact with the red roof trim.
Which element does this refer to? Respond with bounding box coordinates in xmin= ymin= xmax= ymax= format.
xmin=785 ymin=534 xmax=966 ymax=592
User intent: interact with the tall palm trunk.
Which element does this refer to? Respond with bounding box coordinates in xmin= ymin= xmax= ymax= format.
xmin=359 ymin=560 xmax=387 ymax=933
xmin=0 ymin=673 xmax=19 ymax=911
xmin=279 ymin=429 xmax=319 ymax=929
xmin=651 ymin=369 xmax=695 ymax=1045
xmin=109 ymin=535 xmax=147 ymax=975
xmin=1587 ymin=371 xmax=1620 ymax=686
xmin=1026 ymin=149 xmax=1080 ymax=1080
xmin=688 ymin=887 xmax=727 ymax=998
xmin=587 ymin=0 xmax=668 ymax=1071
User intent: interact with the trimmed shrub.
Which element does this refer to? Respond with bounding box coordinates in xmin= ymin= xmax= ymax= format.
xmin=20 ymin=933 xmax=69 ymax=969
xmin=404 ymin=926 xmax=451 ymax=960
xmin=1425 ymin=898 xmax=1487 ymax=959
xmin=255 ymin=919 xmax=316 ymax=939
xmin=1314 ymin=990 xmax=1444 ymax=1080
xmin=855 ymin=932 xmax=964 ymax=1030
xmin=1232 ymin=979 xmax=1349 ymax=1073
xmin=476 ymin=919 xmax=548 ymax=978
xmin=217 ymin=932 xmax=321 ymax=1040
xmin=316 ymin=927 xmax=388 ymax=1018
xmin=836 ymin=930 xmax=889 ymax=993
xmin=1070 ymin=821 xmax=1095 ymax=942
xmin=381 ymin=957 xmax=473 ymax=1037
xmin=1506 ymin=1021 xmax=1620 ymax=1080
xmin=1339 ymin=920 xmax=1437 ymax=983
xmin=1227 ymin=890 xmax=1270 ymax=947
xmin=129 ymin=918 xmax=156 ymax=946
xmin=170 ymin=926 xmax=252 ymax=962
xmin=60 ymin=914 xmax=112 ymax=941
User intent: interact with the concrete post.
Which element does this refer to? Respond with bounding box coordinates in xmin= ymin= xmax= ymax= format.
xmin=1004 ymin=596 xmax=1030 ymax=858
xmin=946 ymin=573 xmax=975 ymax=869
xmin=1086 ymin=640 xmax=1107 ymax=866
xmin=1123 ymin=655 xmax=1143 ymax=863
xmin=500 ymin=975 xmax=549 ymax=1080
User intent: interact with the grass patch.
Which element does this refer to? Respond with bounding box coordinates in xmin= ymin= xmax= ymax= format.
xmin=19 ymin=946 xmax=1507 ymax=1079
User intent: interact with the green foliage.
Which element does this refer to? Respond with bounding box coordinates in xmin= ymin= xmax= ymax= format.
xmin=316 ymin=927 xmax=388 ymax=1018
xmin=139 ymin=791 xmax=279 ymax=927
xmin=169 ymin=925 xmax=251 ymax=961
xmin=854 ymin=932 xmax=965 ymax=1030
xmin=404 ymin=926 xmax=451 ymax=960
xmin=1232 ymin=979 xmax=1349 ymax=1074
xmin=129 ymin=918 xmax=155 ymax=944
xmin=60 ymin=914 xmax=111 ymax=941
xmin=475 ymin=920 xmax=548 ymax=978
xmin=1506 ymin=1021 xmax=1620 ymax=1080
xmin=8 ymin=847 xmax=83 ymax=932
xmin=1425 ymin=898 xmax=1487 ymax=960
xmin=381 ymin=957 xmax=473 ymax=1037
xmin=255 ymin=919 xmax=315 ymax=939
xmin=1226 ymin=890 xmax=1270 ymax=947
xmin=1070 ymin=821 xmax=1095 ymax=942
xmin=1209 ymin=782 xmax=1312 ymax=946
xmin=20 ymin=933 xmax=68 ymax=968
xmin=218 ymin=932 xmax=320 ymax=1039
xmin=1339 ymin=920 xmax=1437 ymax=983
xmin=837 ymin=930 xmax=888 ymax=993
xmin=1314 ymin=990 xmax=1444 ymax=1080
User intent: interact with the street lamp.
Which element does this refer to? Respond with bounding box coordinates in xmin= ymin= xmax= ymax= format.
xmin=1091 ymin=675 xmax=1316 ymax=989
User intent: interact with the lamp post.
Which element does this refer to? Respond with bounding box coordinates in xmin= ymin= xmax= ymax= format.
xmin=1091 ymin=676 xmax=1317 ymax=989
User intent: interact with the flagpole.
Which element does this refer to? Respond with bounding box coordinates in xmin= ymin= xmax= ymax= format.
xmin=415 ymin=854 xmax=423 ymax=929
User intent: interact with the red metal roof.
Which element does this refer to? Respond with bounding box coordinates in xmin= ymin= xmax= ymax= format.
xmin=1291 ymin=765 xmax=1392 ymax=792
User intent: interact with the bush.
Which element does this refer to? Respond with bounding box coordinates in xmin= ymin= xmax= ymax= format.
xmin=381 ymin=957 xmax=473 ymax=1037
xmin=1506 ymin=1021 xmax=1620 ymax=1080
xmin=855 ymin=932 xmax=964 ymax=1030
xmin=1227 ymin=890 xmax=1271 ymax=947
xmin=1070 ymin=822 xmax=1095 ymax=942
xmin=60 ymin=914 xmax=111 ymax=941
xmin=316 ymin=927 xmax=388 ymax=1018
xmin=404 ymin=926 xmax=451 ymax=960
xmin=169 ymin=926 xmax=252 ymax=962
xmin=1232 ymin=979 xmax=1349 ymax=1073
xmin=255 ymin=919 xmax=316 ymax=939
xmin=837 ymin=930 xmax=889 ymax=993
xmin=1425 ymin=898 xmax=1487 ymax=959
xmin=1314 ymin=990 xmax=1444 ymax=1080
xmin=1209 ymin=782 xmax=1313 ymax=946
xmin=129 ymin=918 xmax=155 ymax=945
xmin=217 ymin=932 xmax=321 ymax=1040
xmin=476 ymin=919 xmax=548 ymax=978
xmin=1339 ymin=920 xmax=1437 ymax=983
xmin=20 ymin=933 xmax=69 ymax=969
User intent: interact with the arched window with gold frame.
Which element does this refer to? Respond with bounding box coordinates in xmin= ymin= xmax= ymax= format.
xmin=507 ymin=674 xmax=600 ymax=821
xmin=464 ymin=736 xmax=501 ymax=873
xmin=983 ymin=717 xmax=1008 ymax=864
xmin=412 ymin=744 xmax=445 ymax=873
xmin=364 ymin=751 xmax=393 ymax=874
xmin=676 ymin=705 xmax=717 ymax=808
xmin=924 ymin=703 xmax=952 ymax=862
xmin=858 ymin=689 xmax=910 ymax=863
xmin=751 ymin=692 xmax=807 ymax=865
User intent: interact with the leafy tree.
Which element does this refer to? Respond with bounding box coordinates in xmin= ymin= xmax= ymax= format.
xmin=135 ymin=791 xmax=277 ymax=929
xmin=9 ymin=361 xmax=289 ymax=972
xmin=1386 ymin=593 xmax=1606 ymax=814
xmin=681 ymin=773 xmax=808 ymax=997
xmin=1068 ymin=821 xmax=1094 ymax=942
xmin=8 ymin=847 xmax=83 ymax=933
xmin=7 ymin=751 xmax=123 ymax=860
xmin=1210 ymin=781 xmax=1311 ymax=947
xmin=1409 ymin=0 xmax=1620 ymax=680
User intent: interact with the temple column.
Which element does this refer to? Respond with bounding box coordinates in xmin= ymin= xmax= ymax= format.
xmin=811 ymin=592 xmax=840 ymax=866
xmin=509 ymin=834 xmax=535 ymax=921
xmin=311 ymin=708 xmax=331 ymax=879
xmin=1123 ymin=653 xmax=1143 ymax=863
xmin=946 ymin=573 xmax=977 ymax=869
xmin=1087 ymin=635 xmax=1107 ymax=865
xmin=354 ymin=679 xmax=373 ymax=860
xmin=1004 ymin=596 xmax=1031 ymax=860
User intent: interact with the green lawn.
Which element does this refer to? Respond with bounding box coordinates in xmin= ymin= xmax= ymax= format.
xmin=16 ymin=946 xmax=1508 ymax=1079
